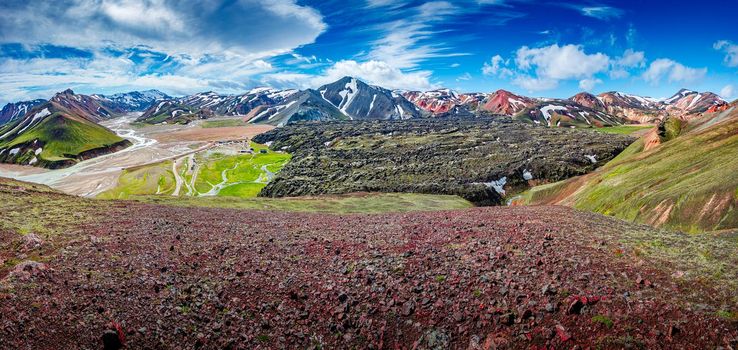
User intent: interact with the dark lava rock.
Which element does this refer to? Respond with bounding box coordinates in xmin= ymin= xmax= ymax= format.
xmin=102 ymin=330 xmax=123 ymax=350
xmin=254 ymin=117 xmax=635 ymax=205
xmin=567 ymin=299 xmax=584 ymax=315
xmin=416 ymin=329 xmax=451 ymax=350
xmin=402 ymin=300 xmax=416 ymax=316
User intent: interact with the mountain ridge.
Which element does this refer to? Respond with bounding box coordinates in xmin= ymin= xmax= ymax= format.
xmin=0 ymin=90 xmax=131 ymax=168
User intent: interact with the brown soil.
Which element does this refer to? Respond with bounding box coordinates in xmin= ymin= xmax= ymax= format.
xmin=152 ymin=125 xmax=275 ymax=143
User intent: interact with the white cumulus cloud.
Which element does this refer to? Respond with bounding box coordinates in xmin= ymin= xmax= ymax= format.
xmin=515 ymin=44 xmax=610 ymax=81
xmin=642 ymin=58 xmax=707 ymax=85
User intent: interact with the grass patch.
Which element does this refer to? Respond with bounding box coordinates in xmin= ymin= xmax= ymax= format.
xmin=590 ymin=125 xmax=653 ymax=135
xmin=125 ymin=192 xmax=473 ymax=214
xmin=592 ymin=315 xmax=614 ymax=328
xmin=100 ymin=142 xmax=291 ymax=199
xmin=98 ymin=161 xmax=176 ymax=199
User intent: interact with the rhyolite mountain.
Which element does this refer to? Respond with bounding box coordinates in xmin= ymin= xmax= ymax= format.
xmin=0 ymin=89 xmax=130 ymax=168
xmin=664 ymin=89 xmax=727 ymax=115
xmin=402 ymin=89 xmax=485 ymax=114
xmin=92 ymin=90 xmax=171 ymax=112
xmin=480 ymin=89 xmax=535 ymax=115
xmin=592 ymin=91 xmax=664 ymax=123
xmin=405 ymin=86 xmax=726 ymax=124
xmin=0 ymin=99 xmax=46 ymax=126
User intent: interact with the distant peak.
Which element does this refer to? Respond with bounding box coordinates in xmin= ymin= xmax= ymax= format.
xmin=60 ymin=88 xmax=75 ymax=95
xmin=675 ymin=88 xmax=697 ymax=95
xmin=573 ymin=91 xmax=597 ymax=98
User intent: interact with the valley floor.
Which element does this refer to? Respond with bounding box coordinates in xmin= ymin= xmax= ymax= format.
xmin=0 ymin=115 xmax=274 ymax=197
xmin=1 ymin=179 xmax=736 ymax=349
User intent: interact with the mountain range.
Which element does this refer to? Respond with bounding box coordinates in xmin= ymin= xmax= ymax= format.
xmin=92 ymin=90 xmax=172 ymax=112
xmin=136 ymin=77 xmax=423 ymax=125
xmin=0 ymin=77 xmax=729 ymax=168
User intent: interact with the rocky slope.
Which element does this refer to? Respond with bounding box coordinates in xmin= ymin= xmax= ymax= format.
xmin=248 ymin=89 xmax=348 ymax=126
xmin=514 ymin=99 xmax=626 ymax=127
xmin=1 ymin=178 xmax=737 ymax=349
xmin=0 ymin=90 xmax=130 ymax=168
xmin=254 ymin=117 xmax=634 ymax=204
xmin=521 ymin=101 xmax=738 ymax=232
xmin=47 ymin=89 xmax=120 ymax=122
xmin=0 ymin=99 xmax=46 ymax=126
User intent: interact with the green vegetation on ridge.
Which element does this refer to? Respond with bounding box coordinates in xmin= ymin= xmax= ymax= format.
xmin=523 ymin=108 xmax=738 ymax=232
xmin=591 ymin=125 xmax=653 ymax=135
xmin=0 ymin=112 xmax=127 ymax=165
xmin=129 ymin=192 xmax=474 ymax=214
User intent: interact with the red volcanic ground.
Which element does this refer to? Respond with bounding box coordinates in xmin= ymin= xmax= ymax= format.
xmin=1 ymin=197 xmax=737 ymax=349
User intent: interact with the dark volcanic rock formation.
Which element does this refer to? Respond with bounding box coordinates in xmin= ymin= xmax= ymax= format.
xmin=254 ymin=117 xmax=635 ymax=204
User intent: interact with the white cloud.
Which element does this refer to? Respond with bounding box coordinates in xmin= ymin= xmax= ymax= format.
xmin=482 ymin=55 xmax=504 ymax=76
xmin=579 ymin=78 xmax=602 ymax=91
xmin=366 ymin=1 xmax=469 ymax=69
xmin=0 ymin=1 xmax=329 ymax=104
xmin=365 ymin=0 xmax=409 ymax=8
xmin=456 ymin=73 xmax=472 ymax=81
xmin=512 ymin=75 xmax=558 ymax=92
xmin=480 ymin=46 xmax=650 ymax=92
xmin=580 ymin=6 xmax=624 ymax=20
xmin=0 ymin=0 xmax=326 ymax=58
xmin=614 ymin=49 xmax=645 ymax=68
xmin=481 ymin=45 xmax=631 ymax=92
xmin=482 ymin=55 xmax=514 ymax=78
xmin=714 ymin=40 xmax=738 ymax=67
xmin=450 ymin=63 xmax=461 ymax=68
xmin=0 ymin=57 xmax=209 ymax=103
xmin=515 ymin=44 xmax=609 ymax=80
xmin=643 ymin=58 xmax=707 ymax=85
xmin=609 ymin=49 xmax=645 ymax=79
xmin=263 ymin=60 xmax=438 ymax=91
xmin=720 ymin=85 xmax=735 ymax=100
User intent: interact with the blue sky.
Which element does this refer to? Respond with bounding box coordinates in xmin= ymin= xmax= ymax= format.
xmin=1 ymin=0 xmax=737 ymax=105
